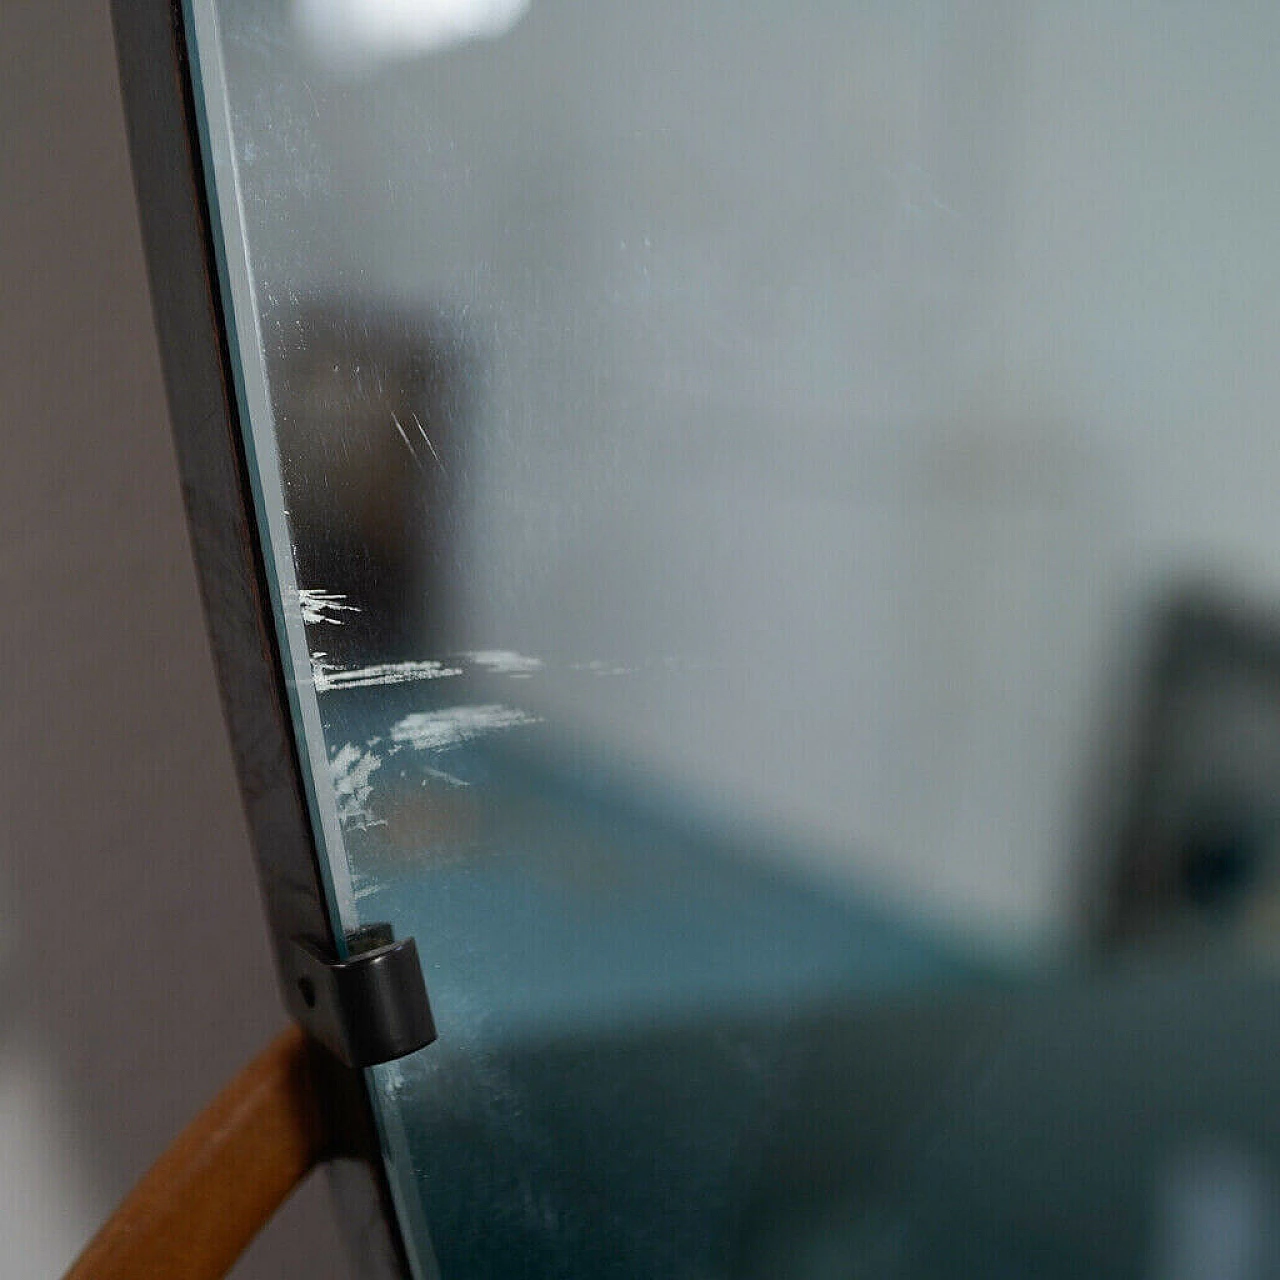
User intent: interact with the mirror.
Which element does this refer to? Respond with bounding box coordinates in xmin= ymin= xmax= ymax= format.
xmin=185 ymin=1 xmax=1280 ymax=1274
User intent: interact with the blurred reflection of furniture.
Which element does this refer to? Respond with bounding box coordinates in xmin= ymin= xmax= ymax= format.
xmin=1098 ymin=589 xmax=1280 ymax=958
xmin=269 ymin=298 xmax=470 ymax=666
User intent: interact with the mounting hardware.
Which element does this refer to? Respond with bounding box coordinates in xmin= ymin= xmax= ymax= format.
xmin=286 ymin=924 xmax=437 ymax=1068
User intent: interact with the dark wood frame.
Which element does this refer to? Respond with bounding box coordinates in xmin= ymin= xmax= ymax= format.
xmin=109 ymin=3 xmax=412 ymax=1274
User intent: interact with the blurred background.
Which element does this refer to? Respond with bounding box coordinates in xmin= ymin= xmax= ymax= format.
xmin=0 ymin=2 xmax=343 ymax=1274
xmin=9 ymin=0 xmax=1280 ymax=1276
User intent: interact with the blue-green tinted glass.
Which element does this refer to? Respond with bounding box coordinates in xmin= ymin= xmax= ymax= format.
xmin=184 ymin=1 xmax=1280 ymax=1275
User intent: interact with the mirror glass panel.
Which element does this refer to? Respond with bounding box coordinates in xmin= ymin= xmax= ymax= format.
xmin=183 ymin=2 xmax=1280 ymax=1274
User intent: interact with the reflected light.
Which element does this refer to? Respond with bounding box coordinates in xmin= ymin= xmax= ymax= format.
xmin=294 ymin=0 xmax=530 ymax=69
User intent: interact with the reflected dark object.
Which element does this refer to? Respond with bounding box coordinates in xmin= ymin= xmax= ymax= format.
xmin=1180 ymin=806 xmax=1265 ymax=914
xmin=268 ymin=298 xmax=472 ymax=666
xmin=1102 ymin=590 xmax=1280 ymax=955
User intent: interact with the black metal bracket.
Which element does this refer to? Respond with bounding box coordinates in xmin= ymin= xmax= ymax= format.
xmin=286 ymin=923 xmax=437 ymax=1069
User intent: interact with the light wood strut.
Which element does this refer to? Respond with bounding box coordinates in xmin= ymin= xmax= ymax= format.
xmin=65 ymin=1025 xmax=326 ymax=1280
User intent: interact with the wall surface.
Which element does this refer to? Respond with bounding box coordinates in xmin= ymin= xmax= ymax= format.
xmin=0 ymin=2 xmax=347 ymax=1274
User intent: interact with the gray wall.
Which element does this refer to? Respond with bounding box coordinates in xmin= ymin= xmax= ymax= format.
xmin=0 ymin=2 xmax=346 ymax=1274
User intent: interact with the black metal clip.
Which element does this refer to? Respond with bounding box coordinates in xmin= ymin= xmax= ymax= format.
xmin=286 ymin=923 xmax=437 ymax=1069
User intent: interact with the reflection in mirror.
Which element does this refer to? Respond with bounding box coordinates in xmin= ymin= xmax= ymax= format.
xmin=184 ymin=0 xmax=1280 ymax=1274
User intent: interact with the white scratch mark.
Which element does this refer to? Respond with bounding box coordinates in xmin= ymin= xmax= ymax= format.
xmin=390 ymin=411 xmax=425 ymax=470
xmin=298 ymin=588 xmax=361 ymax=625
xmin=390 ymin=704 xmax=538 ymax=753
xmin=466 ymin=649 xmax=543 ymax=677
xmin=422 ymin=763 xmax=471 ymax=788
xmin=569 ymin=659 xmax=637 ymax=677
xmin=313 ymin=658 xmax=463 ymax=693
xmin=411 ymin=412 xmax=447 ymax=474
xmin=330 ymin=742 xmax=386 ymax=830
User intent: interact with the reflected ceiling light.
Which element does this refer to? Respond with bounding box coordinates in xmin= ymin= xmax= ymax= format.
xmin=294 ymin=0 xmax=530 ymax=70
